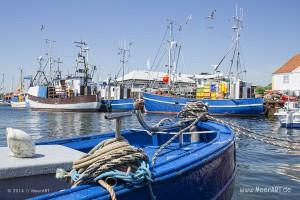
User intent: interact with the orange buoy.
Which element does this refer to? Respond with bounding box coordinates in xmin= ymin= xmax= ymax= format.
xmin=162 ymin=75 xmax=169 ymax=84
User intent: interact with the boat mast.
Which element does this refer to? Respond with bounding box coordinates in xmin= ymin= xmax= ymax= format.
xmin=167 ymin=20 xmax=174 ymax=87
xmin=231 ymin=3 xmax=244 ymax=80
xmin=0 ymin=73 xmax=4 ymax=99
xmin=75 ymin=41 xmax=89 ymax=87
xmin=46 ymin=39 xmax=56 ymax=83
xmin=54 ymin=57 xmax=63 ymax=79
xmin=118 ymin=41 xmax=131 ymax=85
xmin=20 ymin=69 xmax=23 ymax=93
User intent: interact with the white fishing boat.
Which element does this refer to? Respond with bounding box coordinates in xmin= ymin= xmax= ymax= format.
xmin=274 ymin=101 xmax=300 ymax=128
xmin=27 ymin=41 xmax=101 ymax=112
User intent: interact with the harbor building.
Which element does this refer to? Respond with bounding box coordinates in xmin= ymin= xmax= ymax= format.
xmin=99 ymin=70 xmax=196 ymax=99
xmin=272 ymin=54 xmax=300 ymax=96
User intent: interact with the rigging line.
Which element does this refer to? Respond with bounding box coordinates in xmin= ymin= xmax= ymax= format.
xmin=150 ymin=28 xmax=168 ymax=71
xmin=115 ymin=66 xmax=122 ymax=80
xmin=228 ymin=44 xmax=237 ymax=77
xmin=151 ymin=56 xmax=168 ymax=88
xmin=238 ymin=44 xmax=247 ymax=76
xmin=152 ymin=47 xmax=168 ymax=72
xmin=215 ymin=38 xmax=238 ymax=72
xmin=180 ymin=49 xmax=187 ymax=73
xmin=175 ymin=45 xmax=182 ymax=74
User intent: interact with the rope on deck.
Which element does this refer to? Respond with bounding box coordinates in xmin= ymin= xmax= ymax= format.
xmin=56 ymin=137 xmax=155 ymax=200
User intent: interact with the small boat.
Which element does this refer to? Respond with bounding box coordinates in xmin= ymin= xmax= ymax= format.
xmin=274 ymin=101 xmax=300 ymax=128
xmin=144 ymin=92 xmax=264 ymax=116
xmin=0 ymin=103 xmax=236 ymax=200
xmin=10 ymin=94 xmax=27 ymax=108
xmin=0 ymin=100 xmax=10 ymax=106
xmin=10 ymin=69 xmax=28 ymax=108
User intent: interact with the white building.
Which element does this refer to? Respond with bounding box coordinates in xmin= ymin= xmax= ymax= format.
xmin=272 ymin=54 xmax=300 ymax=96
xmin=99 ymin=70 xmax=196 ymax=99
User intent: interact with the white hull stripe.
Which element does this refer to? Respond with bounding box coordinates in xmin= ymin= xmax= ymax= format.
xmin=11 ymin=102 xmax=27 ymax=108
xmin=143 ymin=96 xmax=262 ymax=108
xmin=28 ymin=100 xmax=101 ymax=110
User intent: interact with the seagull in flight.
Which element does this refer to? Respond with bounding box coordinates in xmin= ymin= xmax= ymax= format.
xmin=206 ymin=9 xmax=216 ymax=20
xmin=186 ymin=14 xmax=192 ymax=24
xmin=40 ymin=24 xmax=45 ymax=31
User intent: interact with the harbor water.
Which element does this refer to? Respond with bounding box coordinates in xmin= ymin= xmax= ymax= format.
xmin=0 ymin=106 xmax=300 ymax=199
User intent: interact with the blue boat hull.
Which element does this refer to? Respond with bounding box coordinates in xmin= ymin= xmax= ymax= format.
xmin=114 ymin=143 xmax=235 ymax=200
xmin=103 ymin=99 xmax=135 ymax=112
xmin=143 ymin=92 xmax=264 ymax=116
xmin=281 ymin=123 xmax=300 ymax=128
xmin=32 ymin=121 xmax=236 ymax=200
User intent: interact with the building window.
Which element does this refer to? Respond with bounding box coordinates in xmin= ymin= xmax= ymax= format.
xmin=283 ymin=75 xmax=289 ymax=84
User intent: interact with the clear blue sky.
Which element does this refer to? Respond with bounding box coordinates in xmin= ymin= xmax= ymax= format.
xmin=0 ymin=0 xmax=300 ymax=91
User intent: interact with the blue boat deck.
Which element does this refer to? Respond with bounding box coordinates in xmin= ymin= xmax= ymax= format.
xmin=34 ymin=121 xmax=235 ymax=200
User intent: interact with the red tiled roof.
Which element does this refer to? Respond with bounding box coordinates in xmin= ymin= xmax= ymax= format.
xmin=274 ymin=54 xmax=300 ymax=74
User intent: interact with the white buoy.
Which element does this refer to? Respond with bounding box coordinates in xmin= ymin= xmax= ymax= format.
xmin=6 ymin=127 xmax=35 ymax=158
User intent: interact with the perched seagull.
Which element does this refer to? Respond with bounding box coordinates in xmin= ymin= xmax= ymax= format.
xmin=206 ymin=9 xmax=216 ymax=20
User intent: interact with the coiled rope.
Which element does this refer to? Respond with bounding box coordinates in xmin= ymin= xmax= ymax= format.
xmin=56 ymin=137 xmax=154 ymax=200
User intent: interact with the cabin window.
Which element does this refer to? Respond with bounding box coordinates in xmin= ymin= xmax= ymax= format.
xmin=283 ymin=75 xmax=289 ymax=84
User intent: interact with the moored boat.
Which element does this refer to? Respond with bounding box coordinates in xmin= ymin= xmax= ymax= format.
xmin=27 ymin=89 xmax=100 ymax=112
xmin=0 ymin=103 xmax=236 ymax=200
xmin=274 ymin=101 xmax=300 ymax=128
xmin=143 ymin=5 xmax=263 ymax=116
xmin=0 ymin=100 xmax=10 ymax=106
xmin=27 ymin=41 xmax=101 ymax=112
xmin=10 ymin=69 xmax=28 ymax=108
xmin=10 ymin=94 xmax=27 ymax=108
xmin=144 ymin=92 xmax=264 ymax=116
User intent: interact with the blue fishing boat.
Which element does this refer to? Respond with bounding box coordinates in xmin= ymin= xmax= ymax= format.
xmin=26 ymin=103 xmax=236 ymax=200
xmin=103 ymin=98 xmax=135 ymax=112
xmin=144 ymin=92 xmax=264 ymax=116
xmin=142 ymin=6 xmax=264 ymax=117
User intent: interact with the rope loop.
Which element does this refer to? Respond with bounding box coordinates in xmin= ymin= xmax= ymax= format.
xmin=56 ymin=137 xmax=154 ymax=200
